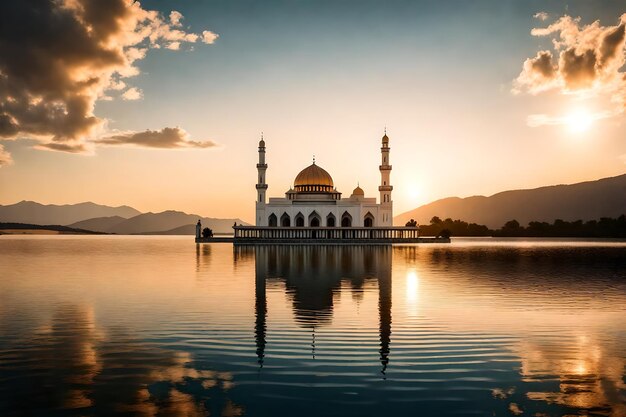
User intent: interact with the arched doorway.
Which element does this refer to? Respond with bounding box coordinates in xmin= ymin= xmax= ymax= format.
xmin=341 ymin=212 xmax=352 ymax=227
xmin=309 ymin=211 xmax=321 ymax=227
xmin=326 ymin=213 xmax=336 ymax=227
xmin=364 ymin=212 xmax=374 ymax=227
xmin=295 ymin=212 xmax=305 ymax=227
xmin=280 ymin=213 xmax=291 ymax=227
xmin=268 ymin=213 xmax=277 ymax=227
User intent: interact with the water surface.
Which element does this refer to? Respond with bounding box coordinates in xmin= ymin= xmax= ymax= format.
xmin=0 ymin=236 xmax=625 ymax=416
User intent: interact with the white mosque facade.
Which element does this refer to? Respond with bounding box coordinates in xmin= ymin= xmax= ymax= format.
xmin=254 ymin=133 xmax=393 ymax=228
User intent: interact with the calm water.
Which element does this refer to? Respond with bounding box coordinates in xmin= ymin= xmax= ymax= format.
xmin=0 ymin=237 xmax=625 ymax=417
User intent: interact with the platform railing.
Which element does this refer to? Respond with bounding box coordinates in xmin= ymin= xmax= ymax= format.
xmin=233 ymin=226 xmax=421 ymax=240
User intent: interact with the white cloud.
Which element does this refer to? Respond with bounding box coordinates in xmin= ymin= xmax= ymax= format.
xmin=170 ymin=11 xmax=183 ymax=26
xmin=527 ymin=110 xmax=612 ymax=127
xmin=202 ymin=31 xmax=219 ymax=44
xmin=121 ymin=87 xmax=143 ymax=101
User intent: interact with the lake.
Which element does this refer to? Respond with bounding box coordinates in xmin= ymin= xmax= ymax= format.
xmin=0 ymin=236 xmax=625 ymax=417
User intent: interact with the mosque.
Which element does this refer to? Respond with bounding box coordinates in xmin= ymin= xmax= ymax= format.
xmin=195 ymin=131 xmax=447 ymax=243
xmin=254 ymin=132 xmax=393 ymax=228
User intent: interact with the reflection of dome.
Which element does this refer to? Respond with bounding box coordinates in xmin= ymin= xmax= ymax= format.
xmin=351 ymin=185 xmax=364 ymax=197
xmin=294 ymin=163 xmax=334 ymax=193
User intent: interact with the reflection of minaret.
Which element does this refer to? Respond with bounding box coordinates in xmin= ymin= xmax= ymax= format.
xmin=254 ymin=248 xmax=267 ymax=368
xmin=378 ymin=251 xmax=392 ymax=376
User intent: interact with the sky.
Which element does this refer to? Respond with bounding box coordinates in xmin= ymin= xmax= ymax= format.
xmin=0 ymin=0 xmax=625 ymax=223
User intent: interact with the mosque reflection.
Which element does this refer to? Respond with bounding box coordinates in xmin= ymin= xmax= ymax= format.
xmin=236 ymin=245 xmax=392 ymax=373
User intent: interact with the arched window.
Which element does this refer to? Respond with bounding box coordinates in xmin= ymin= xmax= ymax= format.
xmin=364 ymin=212 xmax=374 ymax=227
xmin=295 ymin=212 xmax=305 ymax=227
xmin=326 ymin=213 xmax=336 ymax=227
xmin=280 ymin=213 xmax=291 ymax=227
xmin=341 ymin=212 xmax=352 ymax=227
xmin=309 ymin=211 xmax=321 ymax=227
xmin=268 ymin=213 xmax=277 ymax=227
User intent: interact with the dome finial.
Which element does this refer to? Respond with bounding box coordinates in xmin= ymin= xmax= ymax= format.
xmin=312 ymin=154 xmax=316 ymax=165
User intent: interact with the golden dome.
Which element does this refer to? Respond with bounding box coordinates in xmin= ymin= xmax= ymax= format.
xmin=351 ymin=185 xmax=364 ymax=196
xmin=294 ymin=163 xmax=334 ymax=187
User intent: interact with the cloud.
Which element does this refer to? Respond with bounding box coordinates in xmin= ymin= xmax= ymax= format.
xmin=170 ymin=11 xmax=183 ymax=26
xmin=534 ymin=12 xmax=549 ymax=22
xmin=0 ymin=1 xmax=218 ymax=154
xmin=514 ymin=14 xmax=626 ymax=110
xmin=0 ymin=144 xmax=12 ymax=167
xmin=202 ymin=31 xmax=220 ymax=44
xmin=35 ymin=141 xmax=91 ymax=154
xmin=526 ymin=110 xmax=612 ymax=127
xmin=96 ymin=127 xmax=217 ymax=149
xmin=121 ymin=87 xmax=143 ymax=101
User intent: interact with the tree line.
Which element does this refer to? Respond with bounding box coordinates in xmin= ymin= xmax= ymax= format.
xmin=406 ymin=215 xmax=626 ymax=238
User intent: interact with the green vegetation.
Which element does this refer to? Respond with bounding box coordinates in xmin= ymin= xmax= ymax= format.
xmin=202 ymin=227 xmax=214 ymax=238
xmin=419 ymin=216 xmax=491 ymax=237
xmin=492 ymin=216 xmax=626 ymax=238
xmin=417 ymin=215 xmax=626 ymax=238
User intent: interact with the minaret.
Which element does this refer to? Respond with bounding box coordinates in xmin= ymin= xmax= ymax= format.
xmin=256 ymin=134 xmax=268 ymax=226
xmin=378 ymin=130 xmax=393 ymax=226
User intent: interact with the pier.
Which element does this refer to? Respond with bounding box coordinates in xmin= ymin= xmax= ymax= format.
xmin=195 ymin=226 xmax=450 ymax=245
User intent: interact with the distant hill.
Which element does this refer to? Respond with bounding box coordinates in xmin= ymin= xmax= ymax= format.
xmin=69 ymin=211 xmax=246 ymax=234
xmin=395 ymin=174 xmax=626 ymax=228
xmin=0 ymin=201 xmax=140 ymax=225
xmin=68 ymin=216 xmax=128 ymax=233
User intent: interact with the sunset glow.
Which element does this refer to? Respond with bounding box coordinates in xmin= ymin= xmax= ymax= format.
xmin=566 ymin=110 xmax=594 ymax=133
xmin=0 ymin=1 xmax=624 ymax=222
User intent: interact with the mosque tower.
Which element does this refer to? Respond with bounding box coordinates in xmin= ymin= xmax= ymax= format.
xmin=256 ymin=135 xmax=268 ymax=226
xmin=378 ymin=131 xmax=393 ymax=226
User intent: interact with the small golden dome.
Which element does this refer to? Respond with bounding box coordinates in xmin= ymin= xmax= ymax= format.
xmin=382 ymin=134 xmax=389 ymax=144
xmin=352 ymin=185 xmax=364 ymax=196
xmin=294 ymin=163 xmax=334 ymax=187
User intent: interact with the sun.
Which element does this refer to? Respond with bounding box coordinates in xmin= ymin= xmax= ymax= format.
xmin=565 ymin=109 xmax=594 ymax=133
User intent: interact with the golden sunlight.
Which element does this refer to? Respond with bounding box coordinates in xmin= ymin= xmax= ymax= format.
xmin=405 ymin=270 xmax=419 ymax=306
xmin=566 ymin=109 xmax=594 ymax=133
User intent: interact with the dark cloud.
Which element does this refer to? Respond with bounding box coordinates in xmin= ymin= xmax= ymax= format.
xmin=531 ymin=51 xmax=556 ymax=78
xmin=560 ymin=48 xmax=597 ymax=89
xmin=97 ymin=127 xmax=217 ymax=149
xmin=0 ymin=0 xmax=217 ymax=154
xmin=600 ymin=23 xmax=626 ymax=67
xmin=35 ymin=142 xmax=89 ymax=153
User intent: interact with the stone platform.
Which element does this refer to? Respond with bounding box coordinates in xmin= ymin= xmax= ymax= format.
xmin=195 ymin=226 xmax=450 ymax=245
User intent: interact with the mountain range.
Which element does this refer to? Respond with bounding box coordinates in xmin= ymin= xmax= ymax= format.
xmin=395 ymin=173 xmax=626 ymax=228
xmin=0 ymin=201 xmax=246 ymax=234
xmin=2 ymin=173 xmax=624 ymax=234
